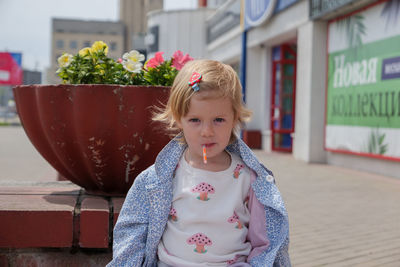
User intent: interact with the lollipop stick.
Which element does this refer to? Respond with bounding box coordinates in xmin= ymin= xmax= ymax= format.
xmin=203 ymin=145 xmax=207 ymax=164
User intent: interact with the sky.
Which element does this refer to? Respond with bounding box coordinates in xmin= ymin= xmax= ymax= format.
xmin=0 ymin=0 xmax=197 ymax=73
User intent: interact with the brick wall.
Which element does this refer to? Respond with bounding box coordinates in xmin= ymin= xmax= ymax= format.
xmin=0 ymin=183 xmax=124 ymax=266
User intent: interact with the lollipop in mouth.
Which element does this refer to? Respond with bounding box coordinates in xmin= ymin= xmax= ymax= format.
xmin=202 ymin=145 xmax=207 ymax=164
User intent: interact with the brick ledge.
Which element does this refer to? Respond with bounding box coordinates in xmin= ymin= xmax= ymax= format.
xmin=0 ymin=181 xmax=124 ymax=249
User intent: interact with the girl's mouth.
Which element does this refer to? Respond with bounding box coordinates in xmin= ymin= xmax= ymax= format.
xmin=203 ymin=143 xmax=215 ymax=148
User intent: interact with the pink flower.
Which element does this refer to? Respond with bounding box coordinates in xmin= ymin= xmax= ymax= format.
xmin=146 ymin=52 xmax=165 ymax=68
xmin=172 ymin=50 xmax=193 ymax=70
xmin=117 ymin=58 xmax=123 ymax=63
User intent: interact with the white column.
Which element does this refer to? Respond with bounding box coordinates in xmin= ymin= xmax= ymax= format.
xmin=246 ymin=45 xmax=269 ymax=132
xmin=245 ymin=45 xmax=272 ymax=151
xmin=293 ymin=20 xmax=327 ymax=163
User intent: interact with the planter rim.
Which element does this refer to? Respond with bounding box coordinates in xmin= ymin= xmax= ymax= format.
xmin=13 ymin=84 xmax=171 ymax=89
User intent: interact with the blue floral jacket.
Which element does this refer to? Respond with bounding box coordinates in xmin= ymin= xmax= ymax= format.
xmin=107 ymin=136 xmax=291 ymax=267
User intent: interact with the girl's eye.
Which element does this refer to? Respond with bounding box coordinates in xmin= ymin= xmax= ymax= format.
xmin=215 ymin=118 xmax=225 ymax=123
xmin=189 ymin=118 xmax=200 ymax=123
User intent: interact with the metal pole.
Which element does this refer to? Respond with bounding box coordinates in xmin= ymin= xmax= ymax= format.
xmin=240 ymin=30 xmax=247 ymax=103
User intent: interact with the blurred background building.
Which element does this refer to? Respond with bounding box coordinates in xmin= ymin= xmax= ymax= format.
xmin=4 ymin=0 xmax=399 ymax=179
xmin=23 ymin=70 xmax=41 ymax=85
xmin=47 ymin=0 xmax=163 ymax=84
xmin=0 ymin=52 xmax=38 ymax=123
xmin=46 ymin=19 xmax=124 ymax=84
xmin=120 ymin=0 xmax=163 ymax=53
xmin=203 ymin=0 xmax=400 ymax=179
xmin=146 ymin=7 xmax=214 ymax=60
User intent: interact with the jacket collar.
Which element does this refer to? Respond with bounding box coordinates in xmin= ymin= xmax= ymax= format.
xmin=154 ymin=134 xmax=187 ymax=184
xmin=226 ymin=137 xmax=273 ymax=178
xmin=154 ymin=134 xmax=272 ymax=184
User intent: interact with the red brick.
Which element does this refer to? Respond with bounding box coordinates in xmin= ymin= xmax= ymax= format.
xmin=112 ymin=197 xmax=125 ymax=226
xmin=0 ymin=254 xmax=8 ymax=267
xmin=79 ymin=196 xmax=109 ymax=248
xmin=0 ymin=194 xmax=76 ymax=248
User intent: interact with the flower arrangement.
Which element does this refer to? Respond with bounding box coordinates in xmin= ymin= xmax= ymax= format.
xmin=57 ymin=41 xmax=193 ymax=86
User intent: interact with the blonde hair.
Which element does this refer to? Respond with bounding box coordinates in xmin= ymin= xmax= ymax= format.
xmin=153 ymin=59 xmax=252 ymax=142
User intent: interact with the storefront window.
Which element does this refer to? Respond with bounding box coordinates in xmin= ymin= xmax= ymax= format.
xmin=271 ymin=43 xmax=297 ymax=152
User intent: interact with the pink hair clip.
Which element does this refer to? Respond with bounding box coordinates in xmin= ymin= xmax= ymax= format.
xmin=188 ymin=72 xmax=202 ymax=92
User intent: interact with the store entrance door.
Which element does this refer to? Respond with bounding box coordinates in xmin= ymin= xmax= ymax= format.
xmin=271 ymin=44 xmax=297 ymax=152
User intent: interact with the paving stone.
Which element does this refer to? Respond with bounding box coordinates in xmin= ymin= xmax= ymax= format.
xmin=254 ymin=151 xmax=400 ymax=267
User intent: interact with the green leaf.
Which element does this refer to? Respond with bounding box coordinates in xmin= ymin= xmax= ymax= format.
xmin=378 ymin=134 xmax=386 ymax=145
xmin=380 ymin=144 xmax=388 ymax=155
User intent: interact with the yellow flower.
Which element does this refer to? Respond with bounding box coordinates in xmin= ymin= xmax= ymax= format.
xmin=79 ymin=47 xmax=91 ymax=57
xmin=91 ymin=41 xmax=108 ymax=55
xmin=95 ymin=65 xmax=105 ymax=75
xmin=122 ymin=50 xmax=145 ymax=73
xmin=57 ymin=53 xmax=73 ymax=68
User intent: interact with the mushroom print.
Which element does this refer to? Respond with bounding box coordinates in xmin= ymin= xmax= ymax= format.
xmin=191 ymin=182 xmax=215 ymax=201
xmin=169 ymin=207 xmax=177 ymax=221
xmin=233 ymin=164 xmax=244 ymax=179
xmin=227 ymin=211 xmax=243 ymax=229
xmin=187 ymin=233 xmax=212 ymax=253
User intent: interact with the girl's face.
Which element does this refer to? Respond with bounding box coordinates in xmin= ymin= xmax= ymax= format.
xmin=177 ymin=93 xmax=236 ymax=165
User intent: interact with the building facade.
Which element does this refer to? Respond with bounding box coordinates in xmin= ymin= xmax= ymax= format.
xmin=47 ymin=19 xmax=124 ymax=84
xmin=146 ymin=7 xmax=215 ymax=59
xmin=204 ymin=0 xmax=400 ymax=179
xmin=23 ymin=70 xmax=41 ymax=85
xmin=119 ymin=0 xmax=163 ymax=53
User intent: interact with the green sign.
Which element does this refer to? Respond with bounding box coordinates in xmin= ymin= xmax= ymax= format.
xmin=326 ymin=1 xmax=400 ymax=159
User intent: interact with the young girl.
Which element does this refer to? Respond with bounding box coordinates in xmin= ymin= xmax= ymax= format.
xmin=107 ymin=60 xmax=290 ymax=266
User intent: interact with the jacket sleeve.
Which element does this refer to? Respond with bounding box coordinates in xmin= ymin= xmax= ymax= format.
xmin=246 ymin=172 xmax=291 ymax=267
xmin=107 ymin=171 xmax=150 ymax=267
xmin=246 ymin=172 xmax=269 ymax=265
xmin=273 ymin=236 xmax=291 ymax=267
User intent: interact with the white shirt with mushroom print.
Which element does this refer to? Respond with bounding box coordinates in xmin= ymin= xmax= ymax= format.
xmin=157 ymin=150 xmax=252 ymax=266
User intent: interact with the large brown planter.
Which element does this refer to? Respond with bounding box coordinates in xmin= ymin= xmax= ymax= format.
xmin=13 ymin=84 xmax=171 ymax=196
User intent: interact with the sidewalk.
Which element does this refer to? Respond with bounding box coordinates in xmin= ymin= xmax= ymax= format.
xmin=254 ymin=151 xmax=400 ymax=267
xmin=0 ymin=126 xmax=57 ymax=183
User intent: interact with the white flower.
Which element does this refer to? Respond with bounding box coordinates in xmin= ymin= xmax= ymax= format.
xmin=122 ymin=61 xmax=143 ymax=73
xmin=123 ymin=50 xmax=145 ymax=63
xmin=57 ymin=53 xmax=73 ymax=68
xmin=122 ymin=50 xmax=145 ymax=73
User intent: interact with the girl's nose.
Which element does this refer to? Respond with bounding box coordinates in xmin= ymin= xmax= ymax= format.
xmin=201 ymin=123 xmax=214 ymax=137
